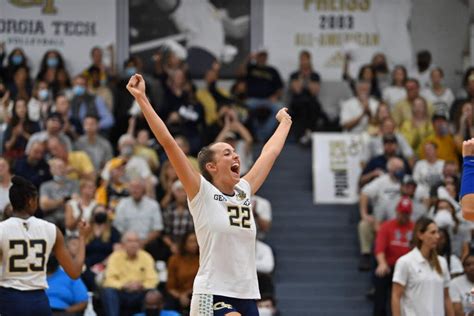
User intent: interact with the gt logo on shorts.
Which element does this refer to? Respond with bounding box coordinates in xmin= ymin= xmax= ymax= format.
xmin=213 ymin=302 xmax=234 ymax=310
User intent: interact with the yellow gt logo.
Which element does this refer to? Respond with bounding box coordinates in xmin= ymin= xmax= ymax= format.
xmin=9 ymin=0 xmax=57 ymax=14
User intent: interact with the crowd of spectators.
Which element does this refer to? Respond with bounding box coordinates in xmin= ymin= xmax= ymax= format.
xmin=0 ymin=42 xmax=277 ymax=316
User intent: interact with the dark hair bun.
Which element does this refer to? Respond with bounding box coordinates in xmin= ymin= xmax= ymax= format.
xmin=11 ymin=176 xmax=30 ymax=186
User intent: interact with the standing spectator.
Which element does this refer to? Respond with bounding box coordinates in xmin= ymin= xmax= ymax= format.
xmin=0 ymin=46 xmax=29 ymax=84
xmin=36 ymin=50 xmax=66 ymax=85
xmin=52 ymin=93 xmax=80 ymax=141
xmin=70 ymin=75 xmax=114 ymax=133
xmin=64 ymin=179 xmax=97 ymax=236
xmin=0 ymin=158 xmax=11 ymax=217
xmin=113 ymin=178 xmax=163 ymax=248
xmin=449 ymin=251 xmax=474 ymax=316
xmin=243 ymin=48 xmax=284 ymax=141
xmin=74 ymin=115 xmax=114 ymax=171
xmin=26 ymin=112 xmax=72 ymax=153
xmin=358 ymin=157 xmax=405 ymax=270
xmin=339 ymin=80 xmax=379 ymax=133
xmin=8 ymin=66 xmax=32 ymax=100
xmin=166 ymin=232 xmax=199 ymax=313
xmin=45 ymin=256 xmax=88 ymax=316
xmin=392 ymin=217 xmax=454 ymax=316
xmin=392 ymin=79 xmax=433 ymax=127
xmin=101 ymin=231 xmax=159 ymax=316
xmin=373 ymin=196 xmax=414 ymax=316
xmin=421 ymin=67 xmax=455 ymax=114
xmin=342 ymin=55 xmax=380 ymax=99
xmin=413 ymin=142 xmax=445 ymax=194
xmin=437 ymin=228 xmax=464 ymax=277
xmin=371 ymin=53 xmax=390 ymax=91
xmin=3 ymin=98 xmax=40 ymax=161
xmin=409 ymin=50 xmax=435 ymax=89
xmin=86 ymin=65 xmax=114 ymax=112
xmin=39 ymin=158 xmax=79 ymax=229
xmin=366 ymin=102 xmax=392 ymax=137
xmin=162 ymin=180 xmax=194 ymax=255
xmin=13 ymin=140 xmax=52 ymax=189
xmin=454 ymin=101 xmax=474 ymax=149
xmin=288 ymin=50 xmax=328 ymax=143
xmin=82 ymin=46 xmax=115 ymax=87
xmin=399 ymin=96 xmax=434 ymax=155
xmin=382 ymin=66 xmax=407 ymax=109
xmin=27 ymin=79 xmax=52 ymax=122
xmin=52 ymin=67 xmax=73 ymax=99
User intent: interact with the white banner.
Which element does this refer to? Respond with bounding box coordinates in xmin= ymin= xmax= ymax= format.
xmin=0 ymin=0 xmax=117 ymax=76
xmin=312 ymin=133 xmax=364 ymax=204
xmin=262 ymin=0 xmax=413 ymax=81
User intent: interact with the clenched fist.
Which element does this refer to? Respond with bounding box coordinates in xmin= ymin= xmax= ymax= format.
xmin=126 ymin=74 xmax=146 ymax=99
xmin=276 ymin=107 xmax=292 ymax=124
xmin=463 ymin=138 xmax=474 ymax=157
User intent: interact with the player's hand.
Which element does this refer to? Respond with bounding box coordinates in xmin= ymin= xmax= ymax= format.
xmin=126 ymin=74 xmax=146 ymax=98
xmin=276 ymin=107 xmax=291 ymax=124
xmin=77 ymin=220 xmax=91 ymax=239
xmin=463 ymin=138 xmax=474 ymax=157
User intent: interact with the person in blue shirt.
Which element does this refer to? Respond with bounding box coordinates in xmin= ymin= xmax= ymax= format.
xmin=133 ymin=290 xmax=180 ymax=316
xmin=46 ymin=255 xmax=88 ymax=315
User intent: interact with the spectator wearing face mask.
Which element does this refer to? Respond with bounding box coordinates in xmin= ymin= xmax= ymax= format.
xmin=358 ymin=157 xmax=405 ymax=271
xmin=419 ymin=111 xmax=461 ymax=166
xmin=27 ymin=79 xmax=52 ymax=122
xmin=256 ymin=295 xmax=278 ymax=316
xmin=36 ymin=50 xmax=66 ymax=86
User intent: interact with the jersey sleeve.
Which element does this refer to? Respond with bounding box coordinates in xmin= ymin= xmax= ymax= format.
xmin=188 ymin=176 xmax=210 ymax=219
xmin=239 ymin=178 xmax=252 ymax=196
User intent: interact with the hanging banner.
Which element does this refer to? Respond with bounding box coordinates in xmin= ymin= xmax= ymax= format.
xmin=0 ymin=0 xmax=117 ymax=76
xmin=312 ymin=133 xmax=364 ymax=204
xmin=262 ymin=0 xmax=413 ymax=80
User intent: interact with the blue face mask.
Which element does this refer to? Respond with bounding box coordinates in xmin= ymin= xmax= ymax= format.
xmin=394 ymin=170 xmax=405 ymax=182
xmin=11 ymin=55 xmax=23 ymax=65
xmin=125 ymin=67 xmax=136 ymax=77
xmin=38 ymin=89 xmax=49 ymax=101
xmin=47 ymin=57 xmax=59 ymax=68
xmin=73 ymin=85 xmax=86 ymax=96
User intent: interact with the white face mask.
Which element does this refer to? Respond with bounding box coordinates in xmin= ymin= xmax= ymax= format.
xmin=434 ymin=209 xmax=455 ymax=229
xmin=258 ymin=307 xmax=274 ymax=316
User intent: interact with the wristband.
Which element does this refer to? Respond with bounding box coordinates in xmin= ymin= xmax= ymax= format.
xmin=460 ymin=156 xmax=474 ymax=199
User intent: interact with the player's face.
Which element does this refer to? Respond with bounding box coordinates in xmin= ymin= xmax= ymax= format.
xmin=210 ymin=142 xmax=240 ymax=184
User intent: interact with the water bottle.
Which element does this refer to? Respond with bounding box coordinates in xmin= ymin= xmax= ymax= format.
xmin=84 ymin=291 xmax=97 ymax=316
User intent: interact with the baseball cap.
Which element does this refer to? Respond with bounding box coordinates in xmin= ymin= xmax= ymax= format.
xmin=432 ymin=110 xmax=448 ymax=121
xmin=107 ymin=158 xmax=126 ymax=170
xmin=382 ymin=134 xmax=397 ymax=144
xmin=396 ymin=196 xmax=413 ymax=214
xmin=402 ymin=175 xmax=416 ymax=185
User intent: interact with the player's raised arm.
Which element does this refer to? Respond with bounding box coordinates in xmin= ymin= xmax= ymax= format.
xmin=243 ymin=107 xmax=292 ymax=195
xmin=53 ymin=221 xmax=89 ymax=279
xmin=126 ymin=74 xmax=200 ymax=199
xmin=461 ymin=138 xmax=474 ymax=220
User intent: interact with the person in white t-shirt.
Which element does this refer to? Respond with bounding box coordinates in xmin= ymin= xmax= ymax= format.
xmin=126 ymin=74 xmax=291 ymax=316
xmin=340 ymin=80 xmax=379 ymax=133
xmin=392 ymin=217 xmax=454 ymax=316
xmin=0 ymin=176 xmax=88 ymax=315
xmin=449 ymin=252 xmax=474 ymax=316
xmin=382 ymin=65 xmax=408 ymax=109
xmin=421 ymin=67 xmax=455 ymax=115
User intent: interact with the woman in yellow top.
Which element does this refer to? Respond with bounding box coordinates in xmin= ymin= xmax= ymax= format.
xmin=399 ymin=96 xmax=434 ymax=154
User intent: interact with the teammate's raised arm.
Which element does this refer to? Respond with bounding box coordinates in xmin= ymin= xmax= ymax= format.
xmin=244 ymin=107 xmax=292 ymax=195
xmin=461 ymin=138 xmax=474 ymax=221
xmin=126 ymin=74 xmax=200 ymax=199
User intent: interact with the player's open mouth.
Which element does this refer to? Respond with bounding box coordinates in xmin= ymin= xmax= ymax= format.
xmin=231 ymin=163 xmax=240 ymax=176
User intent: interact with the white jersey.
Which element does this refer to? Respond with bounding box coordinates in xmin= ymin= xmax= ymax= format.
xmin=0 ymin=217 xmax=56 ymax=290
xmin=189 ymin=176 xmax=260 ymax=299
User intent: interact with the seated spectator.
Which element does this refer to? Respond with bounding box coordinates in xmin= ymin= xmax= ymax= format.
xmin=392 ymin=78 xmax=434 ymax=127
xmin=64 ymin=179 xmax=97 ymax=236
xmin=256 ymin=239 xmax=275 ymax=298
xmin=39 ymin=158 xmax=79 ymax=229
xmin=156 ymin=160 xmax=178 ymax=209
xmin=252 ymin=195 xmax=272 ymax=240
xmin=421 ymin=67 xmax=455 ymax=114
xmin=373 ymin=196 xmax=414 ymax=316
xmin=27 ymin=79 xmax=52 ymax=122
xmin=175 ymin=135 xmax=199 ymax=171
xmin=0 ymin=158 xmax=11 ymax=217
xmin=363 ymin=118 xmax=414 ymax=167
xmin=36 ymin=49 xmax=66 ymax=85
xmin=454 ymin=100 xmax=474 ymax=149
xmin=243 ymin=48 xmax=284 ymax=141
xmin=26 ymin=112 xmax=72 ymax=153
xmin=46 ymin=256 xmax=88 ymax=316
xmin=418 ymin=111 xmax=460 ymax=164
xmin=359 ymin=135 xmax=410 ymax=187
xmin=101 ymin=231 xmax=158 ymax=316
xmin=52 ymin=67 xmax=73 ymax=99
xmin=342 ymin=55 xmax=380 ymax=99
xmin=366 ymin=102 xmax=392 ymax=137
xmin=382 ymin=65 xmax=407 ymax=109
xmin=0 ymin=46 xmax=29 ymax=85
xmin=113 ymin=178 xmax=163 ymax=248
xmin=358 ymin=157 xmax=405 ymax=270
xmin=257 ymin=294 xmax=278 ymax=316
xmin=82 ymin=205 xmax=121 ymax=291
xmin=13 ymin=140 xmax=52 ymax=188
xmin=95 ymin=158 xmax=130 ymax=212
xmin=215 ymin=108 xmax=253 ymax=175
xmin=162 ymin=180 xmax=194 ymax=255
xmin=413 ymin=142 xmax=445 ymax=194
xmin=449 ymin=251 xmax=474 ymax=315
xmin=339 ymin=80 xmax=379 ymax=133
xmin=451 ymin=72 xmax=474 ymax=124
xmin=47 ymin=135 xmax=95 ymax=181
xmin=82 ymin=46 xmax=115 ymax=87
xmin=8 ymin=65 xmax=32 ymax=100
xmin=437 ymin=228 xmax=464 ymax=277
xmin=165 ymin=232 xmax=199 ymax=313
xmin=3 ymin=97 xmax=40 ymax=161
xmin=86 ymin=66 xmax=114 ymax=112
xmin=288 ymin=50 xmax=329 ymax=143
xmin=52 ymin=94 xmax=80 ymax=141
xmin=130 ymin=129 xmax=160 ymax=172
xmin=74 ymin=115 xmax=114 ymax=171
xmin=70 ymin=74 xmax=114 ymax=133
xmin=134 ymin=290 xmax=180 ymax=316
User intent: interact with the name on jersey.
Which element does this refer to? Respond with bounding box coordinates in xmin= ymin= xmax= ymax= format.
xmin=214 ymin=194 xmax=251 ymax=206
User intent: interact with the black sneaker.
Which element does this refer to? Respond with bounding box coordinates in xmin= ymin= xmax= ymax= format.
xmin=358 ymin=254 xmax=371 ymax=271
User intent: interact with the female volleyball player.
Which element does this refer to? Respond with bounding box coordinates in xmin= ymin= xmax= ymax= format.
xmin=127 ymin=74 xmax=291 ymax=316
xmin=0 ymin=176 xmax=88 ymax=316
